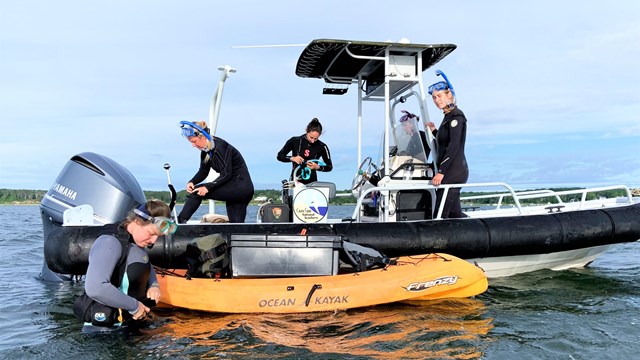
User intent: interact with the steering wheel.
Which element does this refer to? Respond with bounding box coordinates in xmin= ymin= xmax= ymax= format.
xmin=351 ymin=157 xmax=379 ymax=191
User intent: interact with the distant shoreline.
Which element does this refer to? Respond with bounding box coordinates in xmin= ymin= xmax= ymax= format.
xmin=2 ymin=188 xmax=638 ymax=206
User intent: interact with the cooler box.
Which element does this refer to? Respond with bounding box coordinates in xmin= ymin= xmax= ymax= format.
xmin=229 ymin=234 xmax=341 ymax=278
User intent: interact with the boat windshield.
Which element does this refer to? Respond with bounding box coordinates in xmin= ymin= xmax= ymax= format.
xmin=391 ymin=121 xmax=428 ymax=163
xmin=375 ymin=122 xmax=430 ymax=174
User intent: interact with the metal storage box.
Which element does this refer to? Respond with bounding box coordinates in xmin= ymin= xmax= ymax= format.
xmin=229 ymin=234 xmax=341 ymax=278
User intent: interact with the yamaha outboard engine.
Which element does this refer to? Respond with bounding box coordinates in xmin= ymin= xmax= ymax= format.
xmin=40 ymin=152 xmax=146 ymax=225
xmin=39 ymin=152 xmax=146 ymax=280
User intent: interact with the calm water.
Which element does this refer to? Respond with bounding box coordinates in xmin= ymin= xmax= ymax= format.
xmin=0 ymin=205 xmax=639 ymax=359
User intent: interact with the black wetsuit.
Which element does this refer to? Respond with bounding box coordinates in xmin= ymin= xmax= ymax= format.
xmin=277 ymin=135 xmax=333 ymax=184
xmin=178 ymin=137 xmax=254 ymax=223
xmin=431 ymin=107 xmax=469 ymax=218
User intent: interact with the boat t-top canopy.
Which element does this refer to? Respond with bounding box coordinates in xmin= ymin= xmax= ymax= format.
xmin=295 ymin=39 xmax=459 ymax=223
xmin=295 ymin=39 xmax=456 ymax=98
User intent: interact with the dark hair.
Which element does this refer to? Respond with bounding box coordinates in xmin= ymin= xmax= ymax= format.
xmin=306 ymin=118 xmax=323 ymax=134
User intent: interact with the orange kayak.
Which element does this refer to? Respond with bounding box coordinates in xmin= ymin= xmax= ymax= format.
xmin=155 ymin=253 xmax=487 ymax=314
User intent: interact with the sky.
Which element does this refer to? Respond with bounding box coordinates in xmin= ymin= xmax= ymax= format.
xmin=1 ymin=1 xmax=639 ymax=193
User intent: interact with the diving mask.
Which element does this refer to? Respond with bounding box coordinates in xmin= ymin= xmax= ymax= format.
xmin=179 ymin=120 xmax=213 ymax=141
xmin=427 ymin=81 xmax=449 ymax=95
xmin=134 ymin=208 xmax=178 ymax=235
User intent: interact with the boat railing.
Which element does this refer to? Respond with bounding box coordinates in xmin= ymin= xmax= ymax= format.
xmin=350 ymin=183 xmax=635 ymax=221
xmin=460 ymin=184 xmax=634 ymax=210
xmin=350 ymin=181 xmax=524 ymax=221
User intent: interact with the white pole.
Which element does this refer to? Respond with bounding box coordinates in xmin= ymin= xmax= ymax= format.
xmin=206 ymin=65 xmax=236 ymax=215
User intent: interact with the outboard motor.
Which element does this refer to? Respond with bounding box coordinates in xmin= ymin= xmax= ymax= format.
xmin=40 ymin=152 xmax=146 ymax=225
xmin=39 ymin=152 xmax=146 ymax=280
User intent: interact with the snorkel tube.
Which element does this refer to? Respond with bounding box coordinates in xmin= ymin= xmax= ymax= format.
xmin=179 ymin=120 xmax=213 ymax=142
xmin=435 ymin=69 xmax=456 ymax=107
xmin=295 ymin=159 xmax=327 ymax=182
xmin=179 ymin=120 xmax=215 ymax=153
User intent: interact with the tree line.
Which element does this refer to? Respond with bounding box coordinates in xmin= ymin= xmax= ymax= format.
xmin=0 ymin=188 xmax=357 ymax=205
xmin=1 ymin=187 xmax=634 ymax=206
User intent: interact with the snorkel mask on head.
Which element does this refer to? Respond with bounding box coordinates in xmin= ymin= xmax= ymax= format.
xmin=134 ymin=204 xmax=178 ymax=236
xmin=179 ymin=120 xmax=214 ymax=151
xmin=399 ymin=110 xmax=419 ymax=123
xmin=428 ymin=70 xmax=456 ymax=109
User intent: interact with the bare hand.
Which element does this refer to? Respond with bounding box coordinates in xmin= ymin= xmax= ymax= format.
xmin=147 ymin=287 xmax=161 ymax=302
xmin=426 ymin=122 xmax=437 ymax=132
xmin=306 ymin=161 xmax=319 ymax=170
xmin=186 ymin=182 xmax=195 ymax=193
xmin=195 ymin=187 xmax=209 ymax=196
xmin=132 ymin=301 xmax=150 ymax=320
xmin=291 ymin=156 xmax=304 ymax=165
xmin=432 ymin=173 xmax=444 ymax=186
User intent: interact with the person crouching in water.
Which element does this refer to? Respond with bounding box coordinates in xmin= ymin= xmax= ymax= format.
xmin=74 ymin=200 xmax=176 ymax=330
xmin=177 ymin=121 xmax=254 ymax=223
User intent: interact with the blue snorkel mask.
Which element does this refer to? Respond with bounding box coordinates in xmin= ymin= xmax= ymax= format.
xmin=428 ymin=70 xmax=456 ymax=108
xmin=179 ymin=121 xmax=213 ymax=141
xmin=179 ymin=121 xmax=214 ymax=152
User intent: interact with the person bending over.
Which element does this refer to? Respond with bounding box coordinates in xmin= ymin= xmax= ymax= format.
xmin=177 ymin=121 xmax=254 ymax=223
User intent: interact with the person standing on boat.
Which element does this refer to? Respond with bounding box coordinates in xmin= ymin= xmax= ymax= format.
xmin=177 ymin=121 xmax=255 ymax=223
xmin=425 ymin=72 xmax=469 ymax=219
xmin=75 ymin=200 xmax=176 ymax=329
xmin=277 ymin=117 xmax=333 ymax=185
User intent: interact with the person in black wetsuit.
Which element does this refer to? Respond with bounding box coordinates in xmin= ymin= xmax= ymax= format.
xmin=177 ymin=121 xmax=254 ymax=223
xmin=277 ymin=118 xmax=333 ymax=185
xmin=79 ymin=200 xmax=176 ymax=329
xmin=425 ymin=75 xmax=469 ymax=219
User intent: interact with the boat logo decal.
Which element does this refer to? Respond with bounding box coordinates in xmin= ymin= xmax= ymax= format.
xmin=271 ymin=206 xmax=283 ymax=220
xmin=259 ymin=298 xmax=296 ymax=308
xmin=52 ymin=182 xmax=78 ymax=201
xmin=405 ymin=276 xmax=459 ymax=292
xmin=292 ymin=187 xmax=328 ymax=223
xmin=258 ymin=295 xmax=349 ymax=308
xmin=94 ymin=312 xmax=108 ymax=322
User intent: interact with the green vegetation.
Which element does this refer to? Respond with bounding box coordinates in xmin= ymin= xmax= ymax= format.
xmin=2 ymin=187 xmax=636 ymax=206
xmin=0 ymin=188 xmax=357 ymax=205
xmin=0 ymin=189 xmax=47 ymax=204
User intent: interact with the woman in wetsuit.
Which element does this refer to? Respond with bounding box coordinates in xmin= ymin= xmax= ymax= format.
xmin=425 ymin=72 xmax=469 ymax=219
xmin=277 ymin=118 xmax=333 ymax=184
xmin=177 ymin=121 xmax=254 ymax=223
xmin=81 ymin=200 xmax=176 ymax=328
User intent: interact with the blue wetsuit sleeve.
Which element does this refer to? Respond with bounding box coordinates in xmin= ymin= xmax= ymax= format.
xmin=148 ymin=266 xmax=159 ymax=288
xmin=84 ymin=235 xmax=138 ymax=312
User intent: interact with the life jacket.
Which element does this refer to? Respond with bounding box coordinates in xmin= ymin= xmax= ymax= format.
xmin=184 ymin=233 xmax=230 ymax=279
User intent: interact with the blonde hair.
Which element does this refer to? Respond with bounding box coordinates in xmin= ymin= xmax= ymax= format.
xmin=191 ymin=121 xmax=214 ymax=162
